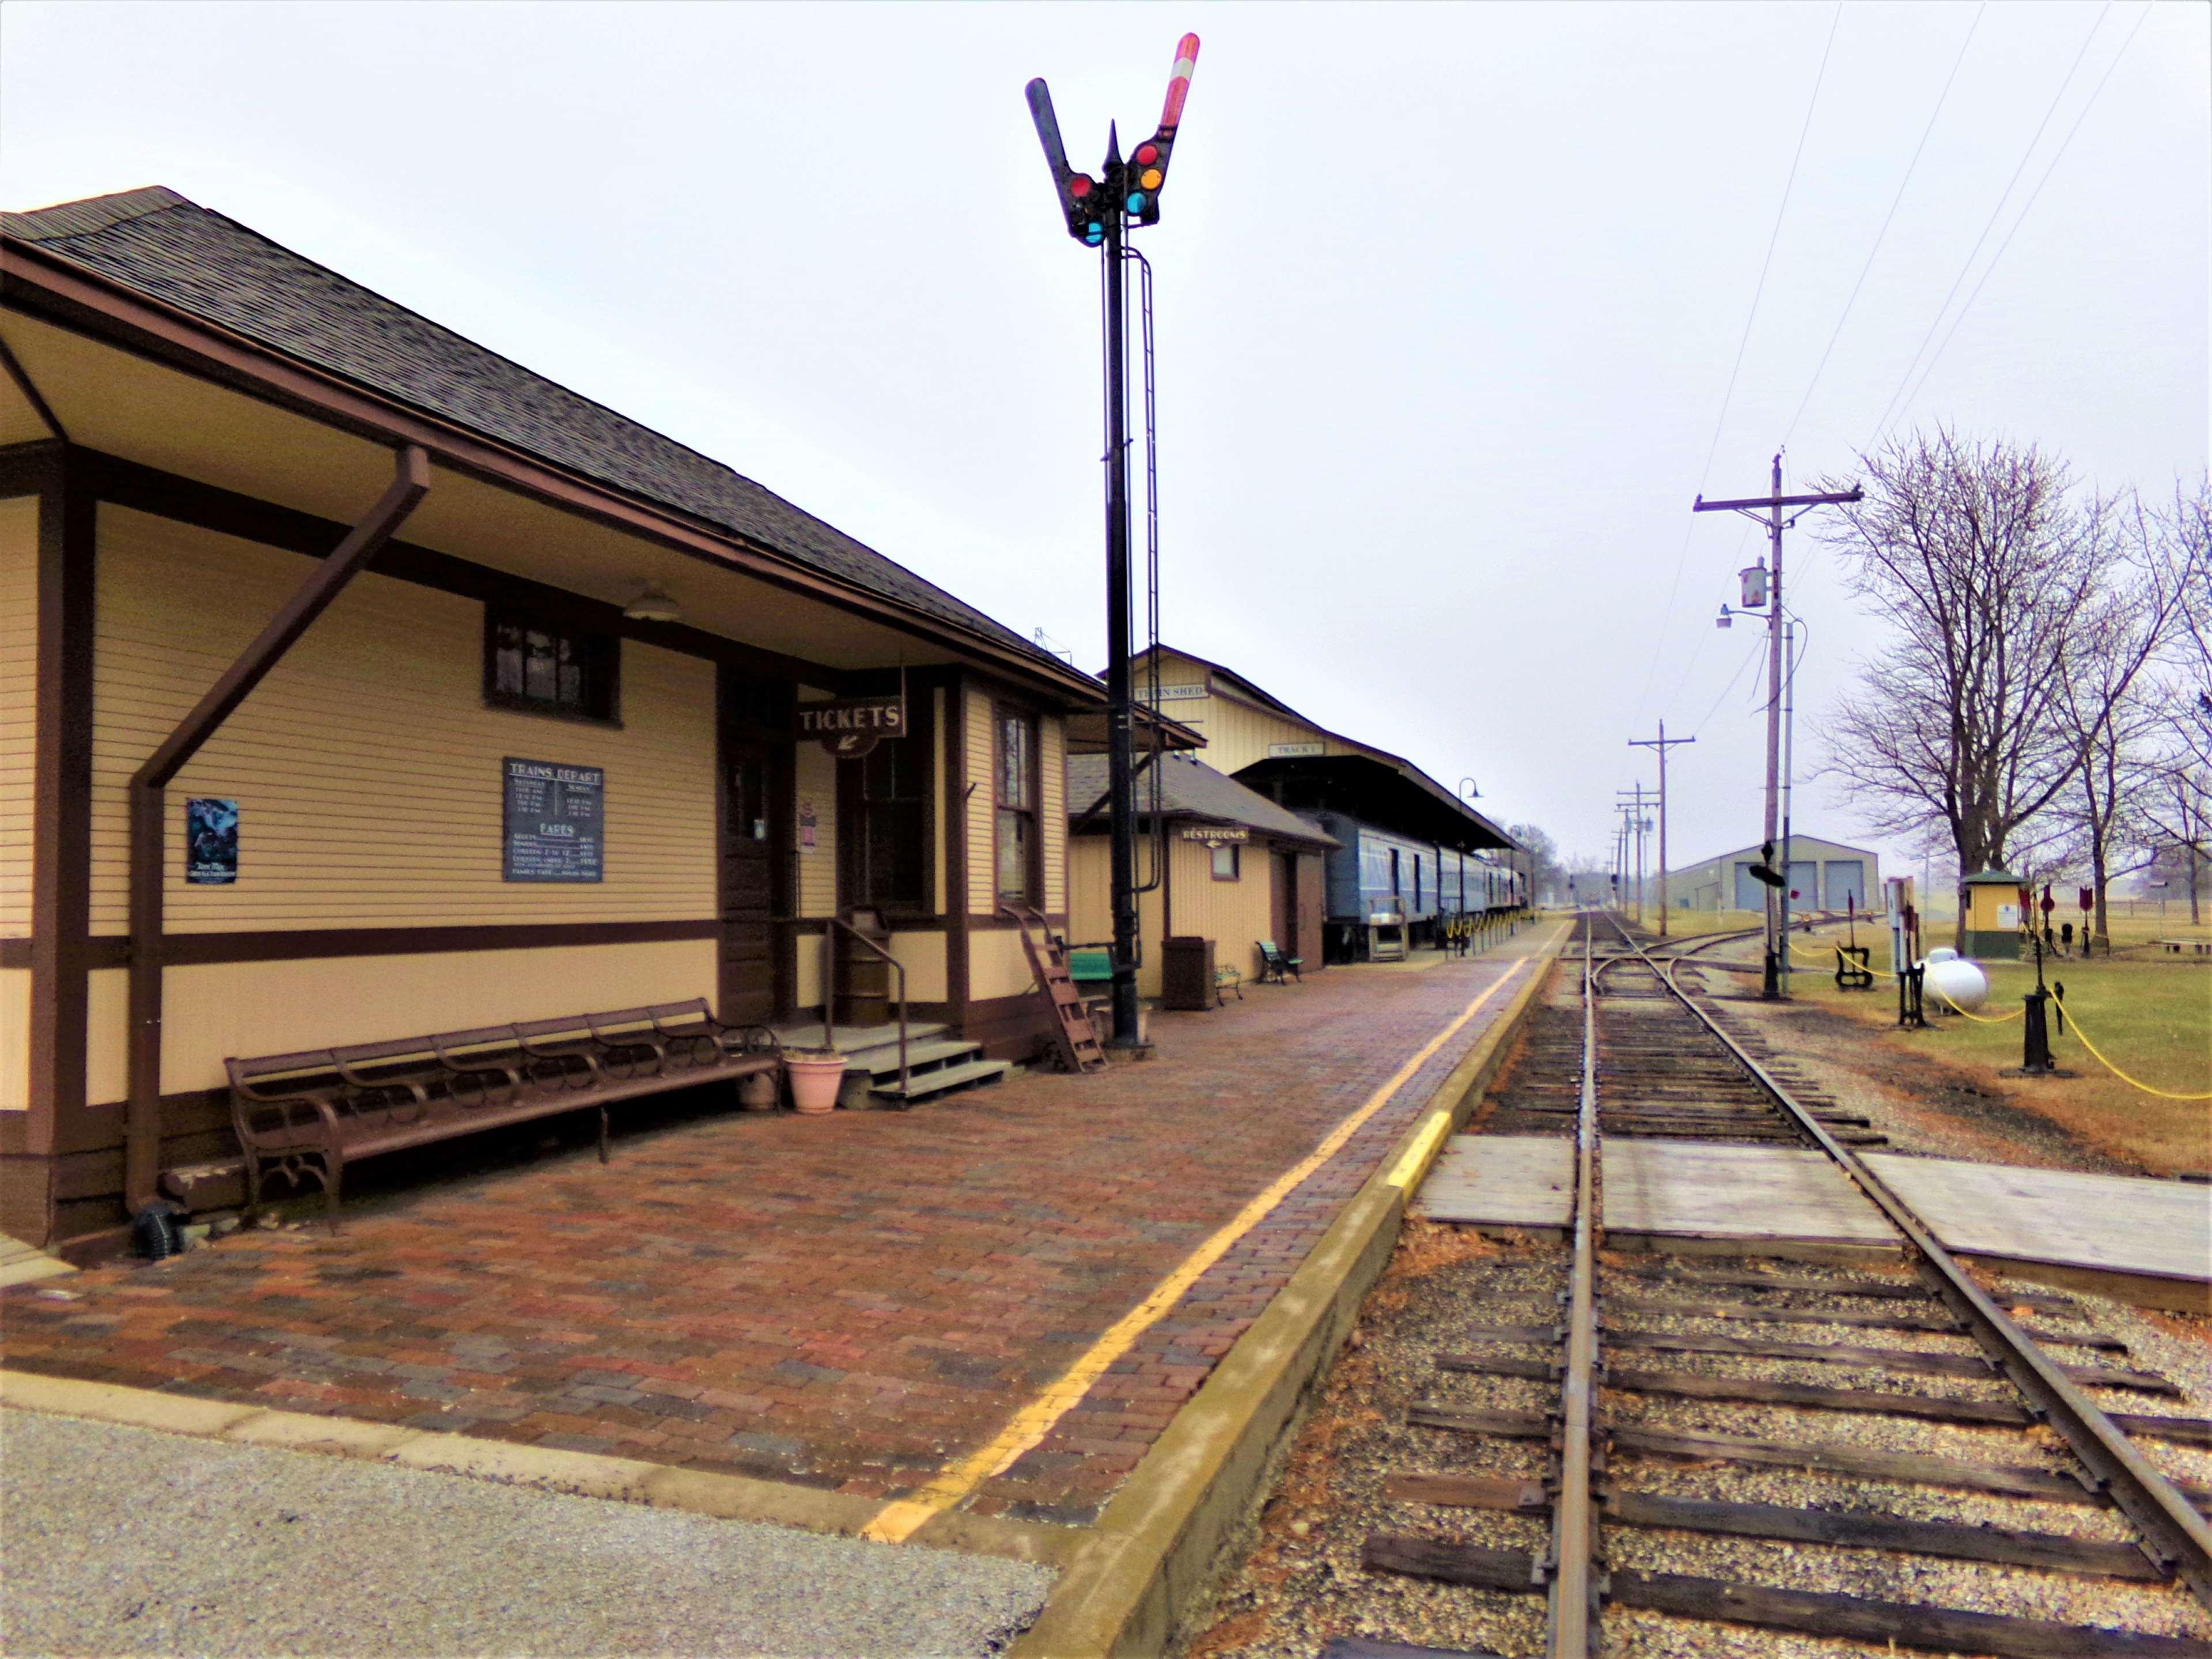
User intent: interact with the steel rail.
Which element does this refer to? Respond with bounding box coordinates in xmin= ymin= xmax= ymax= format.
xmin=1546 ymin=915 xmax=1600 ymax=1656
xmin=1603 ymin=911 xmax=2212 ymax=1610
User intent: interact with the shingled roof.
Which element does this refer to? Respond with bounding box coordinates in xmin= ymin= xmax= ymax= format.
xmin=2 ymin=186 xmax=1065 ymax=666
xmin=1065 ymin=751 xmax=1338 ymax=847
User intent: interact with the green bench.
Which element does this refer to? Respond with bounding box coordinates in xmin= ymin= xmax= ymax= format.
xmin=1256 ymin=940 xmax=1302 ymax=984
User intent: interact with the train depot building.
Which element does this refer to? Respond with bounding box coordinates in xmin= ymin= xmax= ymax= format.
xmin=1669 ymin=834 xmax=1880 ymax=914
xmin=1065 ymin=751 xmax=1336 ymax=998
xmin=1121 ymin=646 xmax=1524 ymax=960
xmin=0 ymin=187 xmax=1130 ymax=1253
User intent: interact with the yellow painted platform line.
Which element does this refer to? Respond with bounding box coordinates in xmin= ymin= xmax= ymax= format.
xmin=859 ymin=952 xmax=1541 ymax=1545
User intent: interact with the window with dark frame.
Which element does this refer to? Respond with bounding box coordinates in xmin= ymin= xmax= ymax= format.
xmin=1210 ymin=842 xmax=1240 ymax=881
xmin=856 ymin=730 xmax=929 ymax=910
xmin=486 ymin=609 xmax=619 ymax=723
xmin=995 ymin=707 xmax=1036 ymax=905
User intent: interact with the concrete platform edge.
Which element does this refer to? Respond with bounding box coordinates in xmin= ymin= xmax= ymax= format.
xmin=1010 ymin=929 xmax=1565 ymax=1658
xmin=0 ymin=1368 xmax=1078 ymax=1569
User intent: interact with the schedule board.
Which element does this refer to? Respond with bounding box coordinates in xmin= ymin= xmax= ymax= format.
xmin=502 ymin=757 xmax=604 ymax=882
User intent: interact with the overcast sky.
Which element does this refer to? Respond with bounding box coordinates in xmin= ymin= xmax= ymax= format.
xmin=5 ymin=2 xmax=2205 ymax=878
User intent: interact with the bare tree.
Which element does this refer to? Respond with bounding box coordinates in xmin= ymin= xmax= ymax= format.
xmin=2137 ymin=483 xmax=2212 ymax=916
xmin=1506 ymin=821 xmax=1563 ymax=905
xmin=1820 ymin=430 xmax=2111 ymax=947
xmin=2050 ymin=492 xmax=2189 ymax=945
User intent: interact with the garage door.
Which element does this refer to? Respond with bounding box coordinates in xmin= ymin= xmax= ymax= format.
xmin=1732 ymin=864 xmax=1766 ymax=911
xmin=1824 ymin=861 xmax=1866 ymax=911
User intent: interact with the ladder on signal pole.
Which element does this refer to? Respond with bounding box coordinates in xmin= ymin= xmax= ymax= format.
xmin=1003 ymin=906 xmax=1108 ymax=1073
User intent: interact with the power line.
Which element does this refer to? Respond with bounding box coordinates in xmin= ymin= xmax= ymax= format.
xmin=1865 ymin=3 xmax=2112 ymax=446
xmin=1638 ymin=1 xmax=1844 ymax=714
xmin=1782 ymin=2 xmax=1985 ymax=448
xmin=1886 ymin=2 xmax=2153 ymax=431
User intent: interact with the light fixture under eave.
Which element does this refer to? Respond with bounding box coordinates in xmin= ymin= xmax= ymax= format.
xmin=1716 ymin=604 xmax=1733 ymax=629
xmin=624 ymin=583 xmax=681 ymax=624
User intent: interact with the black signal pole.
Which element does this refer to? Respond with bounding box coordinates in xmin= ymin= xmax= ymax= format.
xmin=1027 ymin=36 xmax=1199 ymax=1051
xmin=1100 ymin=128 xmax=1142 ymax=1048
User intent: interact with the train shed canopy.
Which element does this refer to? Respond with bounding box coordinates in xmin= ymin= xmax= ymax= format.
xmin=1236 ymin=752 xmax=1517 ymax=854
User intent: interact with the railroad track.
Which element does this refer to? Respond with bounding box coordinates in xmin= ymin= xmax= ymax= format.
xmin=1333 ymin=910 xmax=2212 ymax=1659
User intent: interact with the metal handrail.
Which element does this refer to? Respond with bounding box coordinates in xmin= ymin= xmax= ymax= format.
xmin=825 ymin=915 xmax=908 ymax=1098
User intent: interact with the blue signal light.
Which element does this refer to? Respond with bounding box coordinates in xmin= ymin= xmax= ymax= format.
xmin=1125 ymin=191 xmax=1147 ymax=213
xmin=1084 ymin=223 xmax=1104 ymax=244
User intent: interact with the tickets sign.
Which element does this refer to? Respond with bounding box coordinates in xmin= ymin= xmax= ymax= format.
xmin=798 ymin=696 xmax=906 ymax=758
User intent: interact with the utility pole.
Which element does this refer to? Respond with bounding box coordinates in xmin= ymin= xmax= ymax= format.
xmin=1616 ymin=787 xmax=1653 ymax=923
xmin=1694 ymin=455 xmax=1859 ymax=999
xmin=1027 ymin=39 xmax=1200 ymax=1048
xmin=1628 ymin=722 xmax=1694 ymax=939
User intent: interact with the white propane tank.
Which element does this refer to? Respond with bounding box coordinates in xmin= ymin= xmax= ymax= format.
xmin=1925 ymin=946 xmax=1959 ymax=964
xmin=1922 ymin=957 xmax=1988 ymax=1013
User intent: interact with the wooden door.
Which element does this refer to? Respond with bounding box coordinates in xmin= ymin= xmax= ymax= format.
xmin=1273 ymin=849 xmax=1298 ymax=957
xmin=721 ymin=734 xmax=778 ymax=1025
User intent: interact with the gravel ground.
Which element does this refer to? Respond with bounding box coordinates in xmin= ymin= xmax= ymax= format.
xmin=0 ymin=1412 xmax=1052 ymax=1658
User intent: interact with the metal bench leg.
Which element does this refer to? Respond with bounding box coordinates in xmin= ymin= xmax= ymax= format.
xmin=597 ymin=1104 xmax=610 ymax=1164
xmin=323 ymin=1150 xmax=344 ymax=1235
xmin=244 ymin=1153 xmax=263 ymax=1222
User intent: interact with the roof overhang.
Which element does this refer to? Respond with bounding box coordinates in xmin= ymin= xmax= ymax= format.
xmin=1233 ymin=753 xmax=1519 ymax=853
xmin=0 ymin=236 xmax=1107 ymax=708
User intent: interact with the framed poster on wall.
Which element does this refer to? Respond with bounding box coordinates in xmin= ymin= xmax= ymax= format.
xmin=502 ymin=757 xmax=604 ymax=882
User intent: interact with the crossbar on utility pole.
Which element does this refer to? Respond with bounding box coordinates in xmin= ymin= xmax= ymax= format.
xmin=1630 ymin=722 xmax=1694 ymax=938
xmin=1694 ymin=457 xmax=1859 ymax=998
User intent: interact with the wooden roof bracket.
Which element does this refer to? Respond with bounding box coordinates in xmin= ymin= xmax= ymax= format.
xmin=125 ymin=444 xmax=430 ymax=1212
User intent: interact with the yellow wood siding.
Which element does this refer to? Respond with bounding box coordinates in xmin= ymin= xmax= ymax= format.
xmin=89 ymin=508 xmax=715 ymax=934
xmin=968 ymin=927 xmax=1035 ymax=1001
xmin=0 ymin=967 xmax=29 ymax=1111
xmin=1193 ymin=694 xmax=1339 ymax=774
xmin=0 ymin=497 xmax=36 ymax=936
xmin=84 ymin=940 xmax=717 ymax=1103
xmin=964 ymin=684 xmax=995 ymax=916
xmin=1070 ymin=836 xmax=1282 ymax=995
xmin=1039 ymin=717 xmax=1067 ymax=914
xmin=793 ymin=728 xmax=839 ymax=918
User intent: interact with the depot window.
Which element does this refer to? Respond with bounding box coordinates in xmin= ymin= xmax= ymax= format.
xmin=486 ymin=609 xmax=619 ymax=724
xmin=995 ymin=707 xmax=1037 ymax=904
xmin=850 ymin=706 xmax=931 ymax=911
xmin=1211 ymin=843 xmax=1240 ymax=881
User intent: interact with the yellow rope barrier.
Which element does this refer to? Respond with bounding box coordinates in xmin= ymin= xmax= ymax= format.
xmin=1785 ymin=936 xmax=2209 ymax=1098
xmin=2054 ymin=1005 xmax=2212 ymax=1101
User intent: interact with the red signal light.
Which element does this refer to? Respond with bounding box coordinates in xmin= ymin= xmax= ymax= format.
xmin=1069 ymin=175 xmax=1092 ymax=198
xmin=1134 ymin=143 xmax=1158 ymax=165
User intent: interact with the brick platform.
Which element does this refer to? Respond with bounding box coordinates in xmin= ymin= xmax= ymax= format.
xmin=2 ymin=945 xmax=1544 ymax=1527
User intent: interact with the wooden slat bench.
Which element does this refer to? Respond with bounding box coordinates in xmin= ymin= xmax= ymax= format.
xmin=226 ymin=998 xmax=779 ymax=1226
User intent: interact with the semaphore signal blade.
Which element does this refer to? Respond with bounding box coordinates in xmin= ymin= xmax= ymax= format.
xmin=1158 ymin=33 xmax=1199 ymax=134
xmin=1026 ymin=77 xmax=1072 ymax=183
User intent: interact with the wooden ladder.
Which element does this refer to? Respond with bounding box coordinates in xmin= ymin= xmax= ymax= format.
xmin=1005 ymin=906 xmax=1108 ymax=1073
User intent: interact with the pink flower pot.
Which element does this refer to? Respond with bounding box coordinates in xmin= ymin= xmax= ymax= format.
xmin=784 ymin=1054 xmax=848 ymax=1114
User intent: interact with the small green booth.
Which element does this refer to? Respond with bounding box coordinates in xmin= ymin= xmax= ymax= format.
xmin=1962 ymin=868 xmax=2023 ymax=961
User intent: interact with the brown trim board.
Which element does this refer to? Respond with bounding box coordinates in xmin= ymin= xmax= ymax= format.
xmin=28 ymin=444 xmax=94 ymax=1179
xmin=2 ymin=921 xmax=722 ymax=971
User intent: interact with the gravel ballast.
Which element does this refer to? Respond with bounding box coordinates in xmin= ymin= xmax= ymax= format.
xmin=1 ymin=1411 xmax=1053 ymax=1658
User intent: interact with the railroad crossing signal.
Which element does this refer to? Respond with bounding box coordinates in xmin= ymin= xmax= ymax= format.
xmin=1026 ymin=33 xmax=1200 ymax=244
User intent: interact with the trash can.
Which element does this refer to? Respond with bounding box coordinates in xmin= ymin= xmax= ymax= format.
xmin=1161 ymin=935 xmax=1216 ymax=1011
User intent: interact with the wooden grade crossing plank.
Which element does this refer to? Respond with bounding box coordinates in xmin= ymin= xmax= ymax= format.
xmin=1415 ymin=1135 xmax=1573 ymax=1229
xmin=1603 ymin=1490 xmax=2165 ymax=1580
xmin=1863 ymin=1155 xmax=2212 ymax=1287
xmin=1608 ymin=1570 xmax=2212 ymax=1657
xmin=1600 ymin=1141 xmax=1899 ymax=1245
